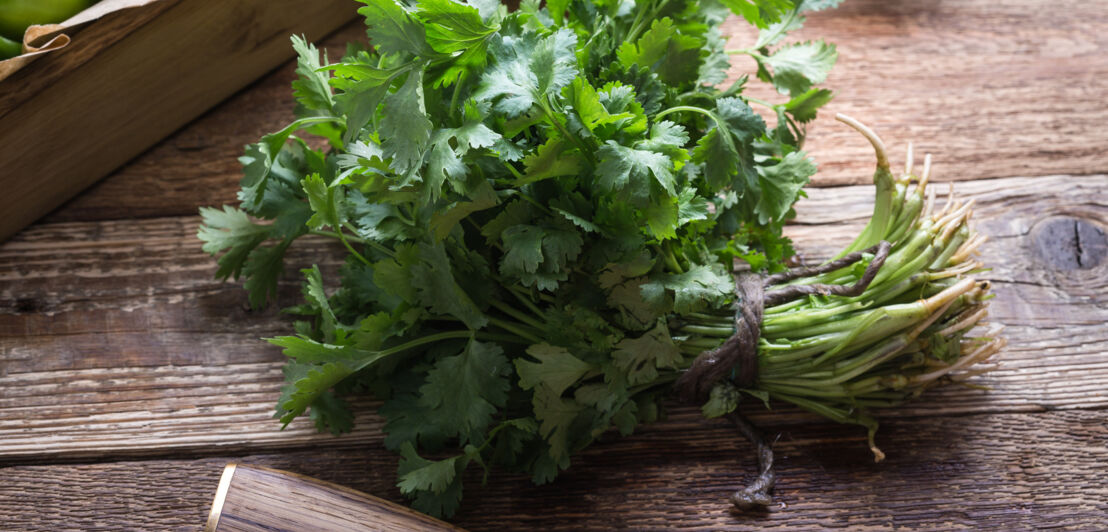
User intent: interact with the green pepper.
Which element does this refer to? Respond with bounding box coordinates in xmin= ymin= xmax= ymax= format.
xmin=0 ymin=34 xmax=21 ymax=60
xmin=0 ymin=0 xmax=96 ymax=42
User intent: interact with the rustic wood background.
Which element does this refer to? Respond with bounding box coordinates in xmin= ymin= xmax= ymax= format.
xmin=2 ymin=0 xmax=1106 ymax=529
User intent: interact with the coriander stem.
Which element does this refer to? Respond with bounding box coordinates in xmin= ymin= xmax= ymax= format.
xmin=654 ymin=105 xmax=718 ymax=124
xmin=655 ymin=244 xmax=684 ymax=274
xmin=337 ymin=230 xmax=372 ymax=266
xmin=450 ymin=70 xmax=469 ymax=119
xmin=489 ymin=299 xmax=545 ymax=331
xmin=506 ymin=286 xmax=548 ymax=322
xmin=488 ymin=317 xmax=543 ymax=344
xmin=540 ymin=98 xmax=595 ymax=167
xmin=743 ymin=96 xmax=778 ymax=110
xmin=355 ymin=330 xmax=473 ymax=371
xmin=502 ymin=161 xmax=525 ymax=180
xmin=343 ymin=222 xmax=397 ymax=259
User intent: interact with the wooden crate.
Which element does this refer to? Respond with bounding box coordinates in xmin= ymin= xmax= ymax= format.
xmin=0 ymin=0 xmax=358 ymax=242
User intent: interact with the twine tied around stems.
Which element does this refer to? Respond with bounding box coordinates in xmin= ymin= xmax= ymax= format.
xmin=674 ymin=240 xmax=893 ymax=510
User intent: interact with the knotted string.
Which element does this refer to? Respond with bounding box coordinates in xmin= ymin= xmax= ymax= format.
xmin=674 ymin=240 xmax=893 ymax=511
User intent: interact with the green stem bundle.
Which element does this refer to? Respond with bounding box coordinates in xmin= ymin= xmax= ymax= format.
xmin=672 ymin=115 xmax=1003 ymax=460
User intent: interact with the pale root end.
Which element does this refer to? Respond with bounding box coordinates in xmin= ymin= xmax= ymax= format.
xmin=920 ymin=154 xmax=932 ymax=188
xmin=905 ymin=142 xmax=914 ymax=176
xmin=919 ymin=277 xmax=977 ymax=315
xmin=835 ymin=113 xmax=890 ymax=171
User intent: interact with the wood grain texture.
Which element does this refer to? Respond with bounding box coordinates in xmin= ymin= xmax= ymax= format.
xmin=208 ymin=465 xmax=462 ymax=532
xmin=38 ymin=22 xmax=368 ymax=226
xmin=0 ymin=0 xmax=358 ymax=242
xmin=36 ymin=0 xmax=1108 ymax=225
xmin=0 ymin=0 xmax=181 ymax=117
xmin=1 ymin=410 xmax=1105 ymax=531
xmin=723 ymin=0 xmax=1108 ymax=185
xmin=2 ymin=175 xmax=1105 ymax=460
xmin=0 ymin=1 xmax=1105 ymax=529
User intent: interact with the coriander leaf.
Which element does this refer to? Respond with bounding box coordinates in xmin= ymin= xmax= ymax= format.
xmin=242 ymin=240 xmax=292 ymax=309
xmin=302 ymin=173 xmax=345 ymax=231
xmin=417 ymin=0 xmax=498 ymax=55
xmin=308 ymin=391 xmax=355 ymax=435
xmin=453 ymin=115 xmax=501 ymax=149
xmin=550 ymin=193 xmax=599 ymax=233
xmin=424 ymin=129 xmax=469 ymax=197
xmin=411 ymin=242 xmax=488 ymax=329
xmin=677 ymin=187 xmax=711 ymax=226
xmin=645 ymin=263 xmax=735 ymax=315
xmin=606 ymin=277 xmax=663 ymax=329
xmin=519 ymin=138 xmax=585 ymax=185
xmin=270 ymin=335 xmax=361 ymax=364
xmin=598 ymin=64 xmax=665 ymax=117
xmin=419 ymin=339 xmax=511 ymax=442
xmin=515 ymin=343 xmax=594 ymax=397
xmin=783 ymin=87 xmax=833 ymax=123
xmin=475 ymin=28 xmax=578 ymax=117
xmin=380 ymin=391 xmax=448 ymax=451
xmin=300 ymin=264 xmax=339 ymax=335
xmin=380 ymin=67 xmax=433 ymax=175
xmin=702 ymin=381 xmax=740 ymax=418
xmin=764 ymin=40 xmax=837 ymax=95
xmin=717 ymin=96 xmax=768 ymax=144
xmin=480 ymin=199 xmax=533 ymax=243
xmin=692 ymin=98 xmax=765 ymax=192
xmin=719 ymin=0 xmax=793 ymax=28
xmin=466 ymin=0 xmax=501 ymax=20
xmin=329 ymin=60 xmax=409 ymax=143
xmin=612 ymin=320 xmax=682 ymax=385
xmin=238 ymin=122 xmax=300 ymax=208
xmin=643 ymin=199 xmax=679 ymax=240
xmin=755 ymin=151 xmax=815 ymax=224
xmin=274 ymin=360 xmax=356 ymax=426
xmin=357 ymin=0 xmax=435 ymax=57
xmin=562 ymin=76 xmax=636 ymax=138
xmin=198 ymin=205 xmax=271 ymax=280
xmin=596 ymin=83 xmax=648 ymax=136
xmin=418 ymin=0 xmax=499 ymax=87
xmin=531 ymin=386 xmax=584 ymax=462
xmin=501 ymin=225 xmax=546 ymax=274
xmin=348 ymin=190 xmax=418 ymax=241
xmin=698 ymin=27 xmax=730 ymax=86
xmin=290 ymin=35 xmax=334 ymax=113
xmin=429 ymin=182 xmax=498 ymax=240
xmin=596 ymin=141 xmax=676 ymax=205
xmin=397 ymin=442 xmax=461 ymax=494
xmin=396 ymin=442 xmax=466 ymax=517
xmin=616 ymin=18 xmax=703 ymax=86
xmin=637 ymin=120 xmax=690 ymax=166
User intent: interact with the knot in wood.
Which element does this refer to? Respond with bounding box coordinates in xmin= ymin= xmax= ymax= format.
xmin=1031 ymin=217 xmax=1107 ymax=270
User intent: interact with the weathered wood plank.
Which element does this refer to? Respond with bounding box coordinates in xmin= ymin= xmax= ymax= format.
xmin=36 ymin=0 xmax=1108 ymax=225
xmin=1 ymin=410 xmax=1105 ymax=531
xmin=1 ymin=175 xmax=1105 ymax=459
xmin=724 ymin=0 xmax=1108 ymax=185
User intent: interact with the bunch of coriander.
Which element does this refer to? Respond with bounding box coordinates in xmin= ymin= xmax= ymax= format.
xmin=200 ymin=0 xmax=998 ymax=518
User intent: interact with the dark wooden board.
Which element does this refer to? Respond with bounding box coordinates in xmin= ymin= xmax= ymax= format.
xmin=1 ymin=0 xmax=1107 ymax=530
xmin=2 ymin=410 xmax=1105 ymax=531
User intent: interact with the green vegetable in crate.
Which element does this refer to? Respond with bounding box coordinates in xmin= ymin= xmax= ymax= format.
xmin=0 ymin=0 xmax=97 ymax=58
xmin=199 ymin=0 xmax=1001 ymax=518
xmin=0 ymin=34 xmax=20 ymax=60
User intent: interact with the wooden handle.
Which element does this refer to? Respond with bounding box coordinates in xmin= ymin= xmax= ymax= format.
xmin=204 ymin=464 xmax=465 ymax=532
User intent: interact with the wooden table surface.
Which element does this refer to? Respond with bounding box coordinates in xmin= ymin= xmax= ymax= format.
xmin=3 ymin=1 xmax=1107 ymax=530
